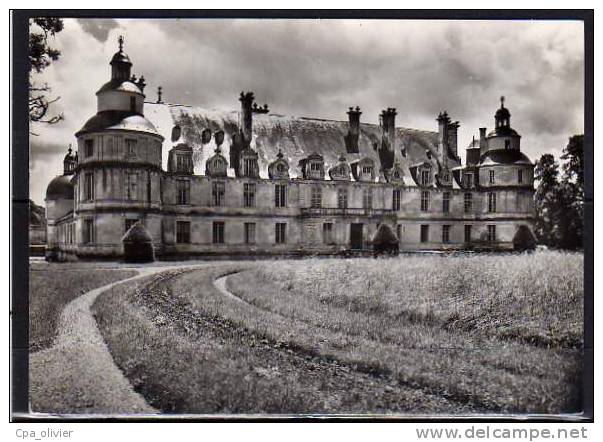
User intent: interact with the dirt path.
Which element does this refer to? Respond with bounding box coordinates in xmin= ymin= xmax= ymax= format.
xmin=29 ymin=264 xmax=206 ymax=415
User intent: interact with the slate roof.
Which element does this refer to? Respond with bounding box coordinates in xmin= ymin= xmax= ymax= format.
xmin=76 ymin=111 xmax=161 ymax=138
xmin=46 ymin=175 xmax=74 ymax=200
xmin=479 ymin=149 xmax=533 ymax=166
xmin=144 ymin=102 xmax=458 ymax=182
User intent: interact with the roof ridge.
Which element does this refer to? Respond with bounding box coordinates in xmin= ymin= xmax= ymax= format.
xmin=145 ymin=102 xmax=438 ymax=135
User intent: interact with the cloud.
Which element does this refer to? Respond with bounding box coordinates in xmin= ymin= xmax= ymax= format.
xmin=76 ymin=18 xmax=119 ymax=42
xmin=28 ymin=18 xmax=584 ymax=205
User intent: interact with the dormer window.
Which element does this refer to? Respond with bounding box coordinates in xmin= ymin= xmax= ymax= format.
xmin=301 ymin=154 xmax=324 ymax=180
xmin=362 ymin=166 xmax=373 ymax=175
xmin=244 ymin=158 xmax=255 ymax=176
xmin=206 ymin=148 xmax=227 ymax=177
xmin=421 ymin=170 xmax=430 ymax=186
xmin=465 ymin=172 xmax=474 ymax=188
xmin=268 ymin=151 xmax=290 ymax=180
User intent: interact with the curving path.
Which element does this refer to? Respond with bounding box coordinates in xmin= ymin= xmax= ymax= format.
xmin=29 ymin=263 xmax=207 ymax=415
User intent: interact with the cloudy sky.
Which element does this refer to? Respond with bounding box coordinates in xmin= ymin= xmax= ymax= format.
xmin=29 ymin=18 xmax=584 ymax=204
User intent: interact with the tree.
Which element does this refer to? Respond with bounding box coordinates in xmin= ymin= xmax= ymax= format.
xmin=534 ymin=153 xmax=562 ymax=246
xmin=29 ymin=17 xmax=64 ymax=135
xmin=533 ymin=136 xmax=585 ymax=250
xmin=558 ymin=135 xmax=584 ymax=249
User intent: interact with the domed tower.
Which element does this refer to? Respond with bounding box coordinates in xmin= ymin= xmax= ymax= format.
xmin=45 ymin=145 xmax=76 ymax=260
xmin=478 ymin=97 xmax=533 ymax=189
xmin=73 ymin=36 xmax=163 ymax=258
xmin=476 ymin=97 xmax=536 ymax=250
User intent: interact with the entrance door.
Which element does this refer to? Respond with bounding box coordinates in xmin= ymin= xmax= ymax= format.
xmin=350 ymin=223 xmax=364 ymax=250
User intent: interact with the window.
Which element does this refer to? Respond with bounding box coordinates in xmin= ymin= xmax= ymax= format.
xmin=83 ymin=219 xmax=94 ymax=244
xmin=442 ymin=192 xmax=450 ymax=213
xmin=505 ymin=139 xmax=511 ymax=149
xmin=212 ymin=181 xmax=225 ymax=206
xmin=275 ymin=184 xmax=287 ymax=207
xmin=363 ymin=187 xmax=373 ymax=209
xmin=464 ymin=193 xmax=472 ymax=213
xmin=337 ymin=188 xmax=348 ymax=209
xmin=487 ymin=225 xmax=497 ymax=242
xmin=442 ymin=225 xmax=451 ymax=244
xmin=125 ymin=139 xmax=137 ymax=158
xmin=397 ymin=225 xmax=402 ymax=243
xmin=311 ymin=186 xmax=322 ymax=208
xmin=275 ymin=223 xmax=286 ymax=244
xmin=392 ymin=189 xmax=401 ymax=211
xmin=176 ymin=221 xmax=190 ymax=244
xmin=420 ymin=225 xmax=429 ymax=243
xmin=362 ymin=166 xmax=373 ymax=175
xmin=85 ymin=139 xmax=94 ymax=157
xmin=420 ymin=191 xmax=430 ymax=212
xmin=244 ymin=222 xmax=256 ymax=244
xmin=176 ymin=155 xmax=189 ymax=172
xmin=212 ymin=221 xmax=225 ymax=244
xmin=276 ymin=163 xmax=285 ymax=173
xmin=84 ymin=172 xmax=94 ymax=200
xmin=518 ymin=169 xmax=523 ymax=184
xmin=125 ymin=172 xmax=138 ymax=200
xmin=243 ymin=183 xmax=256 ymax=207
xmin=465 ymin=172 xmax=474 ymax=188
xmin=488 ymin=192 xmax=497 ymax=213
xmin=310 ymin=162 xmax=321 ymax=172
xmin=323 ymin=223 xmax=334 ymax=244
xmin=421 ymin=170 xmax=430 ymax=186
xmin=177 ymin=179 xmax=190 ymax=205
xmin=464 ymin=225 xmax=472 ymax=243
xmin=243 ymin=158 xmax=256 ymax=176
xmin=124 ymin=218 xmax=138 ymax=233
xmin=130 ymin=96 xmax=136 ymax=112
xmin=489 ymin=170 xmax=495 ymax=184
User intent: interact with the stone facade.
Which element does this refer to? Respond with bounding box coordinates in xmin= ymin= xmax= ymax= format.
xmin=45 ymin=39 xmax=536 ymax=261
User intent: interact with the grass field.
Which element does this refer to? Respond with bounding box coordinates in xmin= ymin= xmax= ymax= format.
xmin=92 ymin=251 xmax=583 ymax=415
xmin=29 ymin=263 xmax=136 ymax=352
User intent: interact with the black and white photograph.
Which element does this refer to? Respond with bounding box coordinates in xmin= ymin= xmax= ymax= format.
xmin=11 ymin=10 xmax=592 ymax=426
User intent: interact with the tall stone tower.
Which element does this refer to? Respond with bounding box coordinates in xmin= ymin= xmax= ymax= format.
xmin=72 ymin=36 xmax=164 ymax=258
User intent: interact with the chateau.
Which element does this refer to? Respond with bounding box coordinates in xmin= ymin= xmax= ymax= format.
xmin=45 ymin=38 xmax=536 ymax=261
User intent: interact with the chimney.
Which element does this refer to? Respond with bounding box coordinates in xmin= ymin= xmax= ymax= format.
xmin=380 ymin=107 xmax=397 ymax=151
xmin=479 ymin=127 xmax=487 ymax=154
xmin=447 ymin=121 xmax=460 ymax=159
xmin=436 ymin=111 xmax=451 ymax=154
xmin=466 ymin=136 xmax=480 ymax=166
xmin=345 ymin=106 xmax=361 ymax=153
xmin=239 ymin=91 xmax=255 ymax=145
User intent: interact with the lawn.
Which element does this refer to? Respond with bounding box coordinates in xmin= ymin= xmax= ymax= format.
xmin=29 ymin=262 xmax=137 ymax=352
xmin=92 ymin=251 xmax=584 ymax=415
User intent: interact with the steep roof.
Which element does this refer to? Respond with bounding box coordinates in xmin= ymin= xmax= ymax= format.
xmin=479 ymin=149 xmax=533 ymax=166
xmin=76 ymin=111 xmax=161 ymax=138
xmin=144 ymin=102 xmax=453 ymax=181
xmin=46 ymin=175 xmax=74 ymax=201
